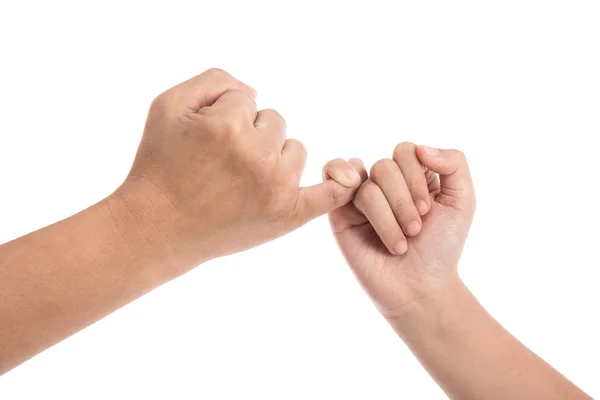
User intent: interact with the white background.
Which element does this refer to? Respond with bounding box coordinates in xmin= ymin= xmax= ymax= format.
xmin=1 ymin=1 xmax=599 ymax=398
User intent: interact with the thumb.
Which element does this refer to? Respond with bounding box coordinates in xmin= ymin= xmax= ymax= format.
xmin=416 ymin=146 xmax=476 ymax=212
xmin=293 ymin=158 xmax=366 ymax=226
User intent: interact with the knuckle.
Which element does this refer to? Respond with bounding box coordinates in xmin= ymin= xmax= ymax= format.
xmin=149 ymin=92 xmax=169 ymax=113
xmin=148 ymin=92 xmax=177 ymax=120
xmin=370 ymin=158 xmax=396 ymax=182
xmin=263 ymin=108 xmax=282 ymax=118
xmin=393 ymin=142 xmax=416 ymax=159
xmin=198 ymin=114 xmax=243 ymax=141
xmin=204 ymin=67 xmax=230 ymax=79
xmin=322 ymin=157 xmax=344 ymax=180
xmin=289 ymin=139 xmax=306 ymax=157
xmin=354 ymin=180 xmax=381 ymax=207
xmin=299 ymin=143 xmax=307 ymax=159
xmin=404 ymin=178 xmax=425 ymax=193
xmin=222 ymin=116 xmax=243 ymax=135
xmin=392 ymin=200 xmax=417 ymax=218
xmin=203 ymin=114 xmax=234 ymax=136
xmin=262 ymin=108 xmax=286 ymax=127
xmin=451 ymin=149 xmax=467 ymax=162
xmin=204 ymin=109 xmax=244 ymax=135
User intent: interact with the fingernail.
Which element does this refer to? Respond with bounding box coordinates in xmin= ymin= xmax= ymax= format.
xmin=421 ymin=146 xmax=440 ymax=156
xmin=416 ymin=200 xmax=430 ymax=215
xmin=393 ymin=240 xmax=408 ymax=255
xmin=345 ymin=168 xmax=361 ymax=183
xmin=405 ymin=220 xmax=421 ymax=236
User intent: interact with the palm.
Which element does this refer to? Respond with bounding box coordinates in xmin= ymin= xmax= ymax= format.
xmin=331 ymin=195 xmax=470 ymax=315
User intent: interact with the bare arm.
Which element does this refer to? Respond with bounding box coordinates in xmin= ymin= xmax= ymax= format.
xmin=0 ymin=68 xmax=361 ymax=375
xmin=389 ymin=278 xmax=589 ymax=399
xmin=0 ymin=192 xmax=174 ymax=373
xmin=327 ymin=143 xmax=591 ymax=399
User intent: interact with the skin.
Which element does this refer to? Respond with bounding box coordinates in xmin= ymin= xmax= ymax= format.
xmin=0 ymin=68 xmax=364 ymax=375
xmin=328 ymin=143 xmax=591 ymax=399
xmin=0 ymin=69 xmax=591 ymax=398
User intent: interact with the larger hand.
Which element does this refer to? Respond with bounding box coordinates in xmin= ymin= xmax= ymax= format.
xmin=112 ymin=68 xmax=362 ymax=272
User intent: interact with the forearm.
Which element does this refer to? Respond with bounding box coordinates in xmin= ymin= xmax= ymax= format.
xmin=0 ymin=187 xmax=186 ymax=375
xmin=388 ymin=278 xmax=590 ymax=400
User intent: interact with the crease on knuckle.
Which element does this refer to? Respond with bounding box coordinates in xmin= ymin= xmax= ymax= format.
xmin=404 ymin=179 xmax=418 ymax=190
xmin=404 ymin=179 xmax=427 ymax=196
xmin=391 ymin=199 xmax=413 ymax=216
xmin=370 ymin=159 xmax=396 ymax=182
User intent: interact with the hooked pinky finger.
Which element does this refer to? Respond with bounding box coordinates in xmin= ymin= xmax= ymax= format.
xmin=322 ymin=158 xmax=367 ymax=188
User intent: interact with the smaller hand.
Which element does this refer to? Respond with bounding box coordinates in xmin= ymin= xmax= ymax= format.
xmin=112 ymin=68 xmax=364 ymax=273
xmin=328 ymin=142 xmax=476 ymax=319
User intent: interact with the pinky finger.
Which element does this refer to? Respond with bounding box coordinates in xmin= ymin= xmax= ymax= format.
xmin=322 ymin=158 xmax=366 ymax=188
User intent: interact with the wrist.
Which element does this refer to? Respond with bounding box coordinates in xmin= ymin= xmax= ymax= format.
xmin=104 ymin=178 xmax=205 ymax=282
xmin=384 ymin=276 xmax=478 ymax=340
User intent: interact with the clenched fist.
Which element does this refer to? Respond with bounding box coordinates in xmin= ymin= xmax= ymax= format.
xmin=0 ymin=68 xmax=368 ymax=373
xmin=111 ymin=68 xmax=363 ymax=274
xmin=327 ymin=142 xmax=476 ymax=319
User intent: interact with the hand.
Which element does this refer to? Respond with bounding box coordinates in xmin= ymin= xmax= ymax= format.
xmin=111 ymin=68 xmax=363 ymax=272
xmin=327 ymin=142 xmax=476 ymax=319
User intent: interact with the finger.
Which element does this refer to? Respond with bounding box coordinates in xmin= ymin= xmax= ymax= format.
xmin=322 ymin=158 xmax=364 ymax=188
xmin=204 ymin=90 xmax=258 ymax=124
xmin=393 ymin=142 xmax=432 ymax=216
xmin=370 ymin=159 xmax=422 ymax=237
xmin=327 ymin=158 xmax=369 ymax=234
xmin=353 ymin=180 xmax=408 ymax=255
xmin=293 ymin=179 xmax=358 ymax=226
xmin=254 ymin=109 xmax=286 ymax=150
xmin=348 ymin=158 xmax=369 ymax=182
xmin=173 ymin=68 xmax=257 ymax=112
xmin=281 ymin=139 xmax=307 ymax=183
xmin=416 ymin=146 xmax=476 ymax=212
xmin=328 ymin=202 xmax=369 ymax=235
